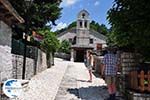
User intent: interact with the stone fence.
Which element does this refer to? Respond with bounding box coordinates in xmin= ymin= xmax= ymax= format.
xmin=55 ymin=52 xmax=70 ymax=61
xmin=0 ymin=45 xmax=47 ymax=83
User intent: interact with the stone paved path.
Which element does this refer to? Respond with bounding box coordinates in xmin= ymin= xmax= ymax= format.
xmin=55 ymin=64 xmax=79 ymax=100
xmin=18 ymin=58 xmax=69 ymax=100
xmin=55 ymin=62 xmax=109 ymax=100
xmin=74 ymin=63 xmax=109 ymax=100
xmin=17 ymin=58 xmax=119 ymax=100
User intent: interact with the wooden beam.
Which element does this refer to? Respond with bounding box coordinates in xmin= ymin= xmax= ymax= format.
xmin=0 ymin=0 xmax=24 ymax=24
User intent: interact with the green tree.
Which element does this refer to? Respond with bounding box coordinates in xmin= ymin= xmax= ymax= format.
xmin=100 ymin=24 xmax=109 ymax=35
xmin=68 ymin=21 xmax=76 ymax=29
xmin=90 ymin=21 xmax=109 ymax=35
xmin=9 ymin=0 xmax=62 ymax=37
xmin=90 ymin=21 xmax=97 ymax=32
xmin=107 ymin=0 xmax=150 ymax=60
xmin=57 ymin=20 xmax=109 ymax=36
xmin=40 ymin=28 xmax=59 ymax=67
xmin=9 ymin=0 xmax=62 ymax=66
xmin=59 ymin=40 xmax=71 ymax=54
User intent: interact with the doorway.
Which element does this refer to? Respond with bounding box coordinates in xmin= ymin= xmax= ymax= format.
xmin=75 ymin=49 xmax=85 ymax=62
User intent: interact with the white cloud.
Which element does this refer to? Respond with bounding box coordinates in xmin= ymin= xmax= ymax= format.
xmin=94 ymin=1 xmax=100 ymax=6
xmin=61 ymin=0 xmax=79 ymax=7
xmin=51 ymin=22 xmax=67 ymax=32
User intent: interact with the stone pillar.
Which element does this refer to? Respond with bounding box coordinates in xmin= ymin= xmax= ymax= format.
xmin=70 ymin=49 xmax=74 ymax=62
xmin=117 ymin=52 xmax=142 ymax=99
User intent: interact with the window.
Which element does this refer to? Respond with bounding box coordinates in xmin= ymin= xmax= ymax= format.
xmin=90 ymin=38 xmax=93 ymax=44
xmin=69 ymin=38 xmax=72 ymax=43
xmin=84 ymin=21 xmax=87 ymax=28
xmin=72 ymin=36 xmax=76 ymax=44
xmin=79 ymin=21 xmax=82 ymax=28
xmin=82 ymin=13 xmax=85 ymax=18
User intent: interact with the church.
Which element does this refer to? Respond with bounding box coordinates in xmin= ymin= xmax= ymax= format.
xmin=57 ymin=10 xmax=107 ymax=62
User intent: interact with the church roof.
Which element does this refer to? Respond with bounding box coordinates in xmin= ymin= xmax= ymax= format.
xmin=57 ymin=27 xmax=76 ymax=37
xmin=90 ymin=29 xmax=107 ymax=41
xmin=57 ymin=27 xmax=107 ymax=41
xmin=77 ymin=9 xmax=90 ymax=19
xmin=78 ymin=9 xmax=89 ymax=16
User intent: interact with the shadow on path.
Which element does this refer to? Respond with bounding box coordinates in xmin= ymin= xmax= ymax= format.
xmin=76 ymin=79 xmax=89 ymax=82
xmin=92 ymin=71 xmax=105 ymax=80
xmin=67 ymin=86 xmax=108 ymax=100
xmin=92 ymin=71 xmax=101 ymax=78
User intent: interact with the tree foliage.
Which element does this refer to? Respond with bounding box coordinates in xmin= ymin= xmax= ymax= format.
xmin=9 ymin=0 xmax=62 ymax=38
xmin=68 ymin=21 xmax=76 ymax=29
xmin=56 ymin=21 xmax=109 ymax=36
xmin=58 ymin=40 xmax=71 ymax=54
xmin=40 ymin=28 xmax=59 ymax=53
xmin=90 ymin=21 xmax=109 ymax=35
xmin=107 ymin=0 xmax=150 ymax=60
xmin=39 ymin=27 xmax=59 ymax=67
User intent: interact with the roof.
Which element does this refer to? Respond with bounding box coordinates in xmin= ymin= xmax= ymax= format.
xmin=78 ymin=9 xmax=89 ymax=16
xmin=77 ymin=9 xmax=90 ymax=20
xmin=57 ymin=27 xmax=107 ymax=41
xmin=90 ymin=29 xmax=107 ymax=41
xmin=57 ymin=27 xmax=76 ymax=37
xmin=0 ymin=0 xmax=24 ymax=26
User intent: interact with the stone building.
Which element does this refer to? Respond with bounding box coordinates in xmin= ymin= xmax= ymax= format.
xmin=57 ymin=10 xmax=107 ymax=62
xmin=0 ymin=0 xmax=47 ymax=82
xmin=0 ymin=0 xmax=24 ymax=82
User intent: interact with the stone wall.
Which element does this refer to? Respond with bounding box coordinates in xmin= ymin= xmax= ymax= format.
xmin=117 ymin=52 xmax=142 ymax=98
xmin=120 ymin=52 xmax=141 ymax=75
xmin=0 ymin=46 xmax=47 ymax=81
xmin=12 ymin=54 xmax=34 ymax=80
xmin=36 ymin=49 xmax=47 ymax=73
xmin=55 ymin=52 xmax=70 ymax=60
xmin=12 ymin=49 xmax=47 ymax=79
xmin=0 ymin=21 xmax=12 ymax=47
xmin=0 ymin=21 xmax=13 ymax=81
xmin=0 ymin=20 xmax=48 ymax=99
xmin=0 ymin=45 xmax=13 ymax=82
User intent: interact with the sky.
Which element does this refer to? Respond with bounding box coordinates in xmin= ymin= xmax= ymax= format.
xmin=51 ymin=0 xmax=114 ymax=31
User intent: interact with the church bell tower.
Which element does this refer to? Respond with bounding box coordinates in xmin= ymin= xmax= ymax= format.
xmin=76 ymin=10 xmax=90 ymax=46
